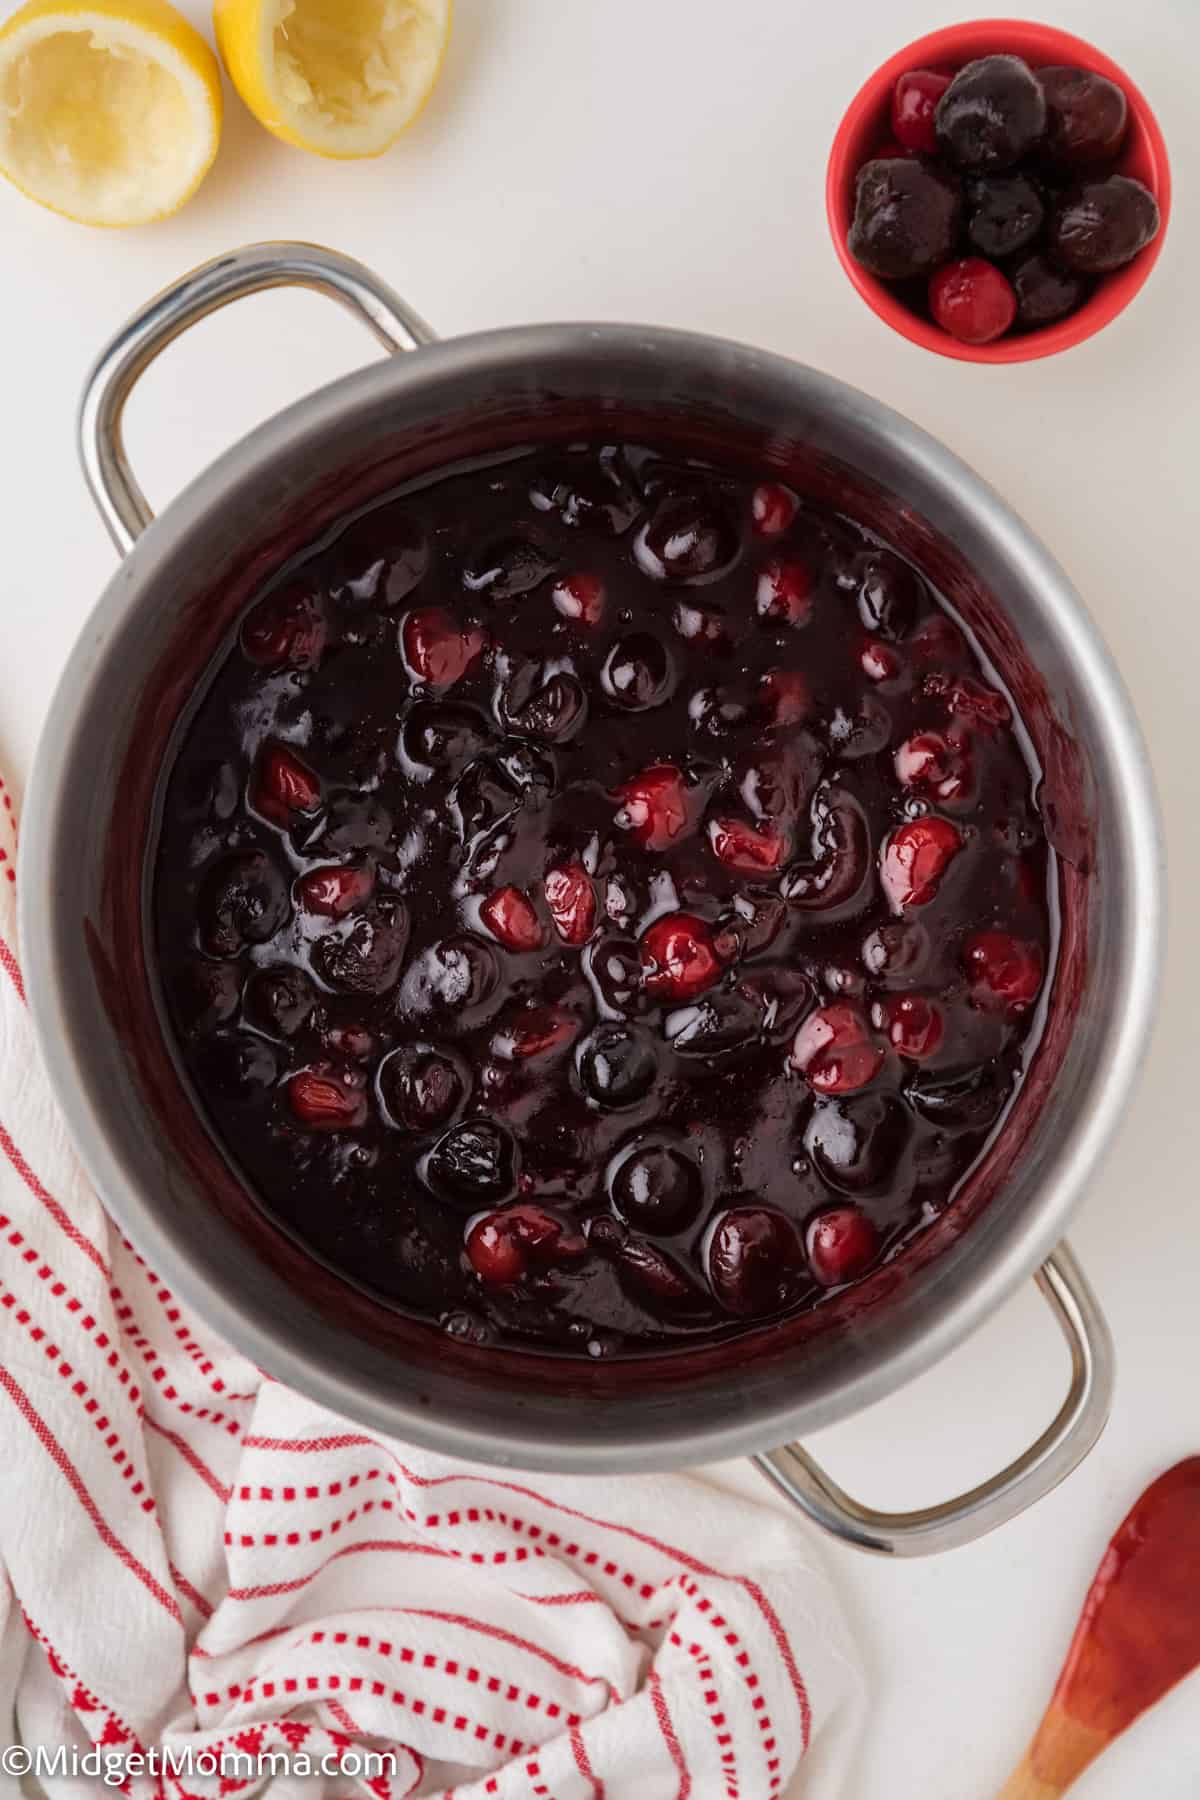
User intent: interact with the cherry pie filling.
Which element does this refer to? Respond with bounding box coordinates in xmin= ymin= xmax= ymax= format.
xmin=154 ymin=440 xmax=1055 ymax=1356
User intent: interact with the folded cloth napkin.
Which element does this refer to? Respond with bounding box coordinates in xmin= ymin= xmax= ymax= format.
xmin=0 ymin=775 xmax=863 ymax=1800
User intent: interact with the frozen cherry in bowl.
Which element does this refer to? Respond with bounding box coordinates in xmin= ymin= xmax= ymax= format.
xmin=848 ymin=158 xmax=962 ymax=279
xmin=1038 ymin=66 xmax=1128 ymax=167
xmin=930 ymin=259 xmax=1017 ymax=345
xmin=965 ymin=173 xmax=1044 ymax=260
xmin=154 ymin=438 xmax=1054 ymax=1355
xmin=1010 ymin=253 xmax=1089 ymax=329
xmin=935 ymin=55 xmax=1047 ymax=171
xmin=1050 ymin=176 xmax=1161 ymax=274
xmin=891 ymin=69 xmax=951 ymax=155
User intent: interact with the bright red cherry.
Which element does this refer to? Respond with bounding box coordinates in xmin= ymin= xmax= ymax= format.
xmin=894 ymin=729 xmax=973 ymax=803
xmin=882 ymin=994 xmax=944 ymax=1059
xmin=707 ymin=816 xmax=789 ymax=875
xmin=750 ymin=482 xmax=799 ymax=537
xmin=287 ymin=1068 xmax=367 ymax=1130
xmin=963 ymin=930 xmax=1044 ymax=1014
xmin=401 ymin=607 xmax=485 ymax=689
xmin=930 ymin=258 xmax=1018 ymax=345
xmin=613 ymin=764 xmax=699 ymax=850
xmin=640 ymin=912 xmax=724 ymax=1001
xmin=551 ymin=573 xmax=605 ymax=625
xmin=880 ymin=817 xmax=964 ymax=910
xmin=791 ymin=1004 xmax=884 ymax=1094
xmin=807 ymin=1206 xmax=881 ymax=1287
xmin=861 ymin=639 xmax=901 ymax=682
xmin=465 ymin=1215 xmax=526 ymax=1285
xmin=466 ymin=1204 xmax=584 ymax=1286
xmin=544 ymin=862 xmax=597 ymax=944
xmin=480 ymin=885 xmax=547 ymax=952
xmin=755 ymin=557 xmax=815 ymax=627
xmin=891 ymin=69 xmax=952 ymax=154
xmin=296 ymin=862 xmax=375 ymax=917
xmin=252 ymin=742 xmax=322 ymax=825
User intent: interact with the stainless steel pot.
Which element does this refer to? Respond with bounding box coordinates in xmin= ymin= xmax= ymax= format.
xmin=19 ymin=244 xmax=1163 ymax=1556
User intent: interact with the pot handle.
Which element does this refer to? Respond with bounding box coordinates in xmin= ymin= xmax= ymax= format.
xmin=78 ymin=241 xmax=438 ymax=557
xmin=752 ymin=1243 xmax=1113 ymax=1557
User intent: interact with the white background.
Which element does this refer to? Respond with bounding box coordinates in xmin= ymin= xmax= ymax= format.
xmin=1 ymin=2 xmax=1197 ymax=1795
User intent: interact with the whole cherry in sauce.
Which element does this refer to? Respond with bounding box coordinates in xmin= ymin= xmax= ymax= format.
xmin=155 ymin=439 xmax=1054 ymax=1355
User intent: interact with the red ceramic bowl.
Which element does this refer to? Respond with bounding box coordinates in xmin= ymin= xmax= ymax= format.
xmin=827 ymin=20 xmax=1171 ymax=363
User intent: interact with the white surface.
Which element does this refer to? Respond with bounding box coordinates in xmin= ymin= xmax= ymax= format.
xmin=0 ymin=1 xmax=1196 ymax=1795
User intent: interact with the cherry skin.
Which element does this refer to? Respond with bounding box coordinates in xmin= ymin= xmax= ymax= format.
xmin=806 ymin=1094 xmax=909 ymax=1193
xmin=466 ymin=1203 xmax=582 ymax=1286
xmin=401 ymin=607 xmax=485 ymax=689
xmin=551 ymin=573 xmax=605 ymax=626
xmin=296 ymin=861 xmax=375 ymax=918
xmin=608 ymin=1140 xmax=702 ymax=1234
xmin=640 ymin=912 xmax=724 ymax=1002
xmin=807 ymin=1207 xmax=881 ymax=1288
xmin=880 ymin=816 xmax=964 ymax=910
xmin=791 ymin=1004 xmax=885 ymax=1094
xmin=252 ymin=743 xmax=321 ymax=826
xmin=314 ymin=900 xmax=410 ymax=996
xmin=462 ymin=536 xmax=557 ymax=601
xmin=634 ymin=493 xmax=740 ymax=584
xmin=602 ymin=634 xmax=674 ymax=710
xmin=244 ymin=965 xmax=315 ymax=1038
xmin=891 ymin=69 xmax=951 ymax=154
xmin=750 ymin=482 xmax=798 ymax=537
xmin=755 ymin=557 xmax=815 ymax=627
xmin=861 ymin=640 xmax=902 ymax=683
xmin=930 ymin=259 xmax=1018 ymax=346
xmin=423 ymin=1119 xmax=518 ymax=1206
xmin=613 ymin=764 xmax=699 ymax=851
xmin=491 ymin=1005 xmax=579 ymax=1062
xmin=378 ymin=1044 xmax=467 ymax=1131
xmin=198 ymin=851 xmax=291 ymax=957
xmin=287 ymin=1068 xmax=368 ymax=1131
xmin=881 ymin=993 xmax=944 ymax=1059
xmin=894 ymin=730 xmax=972 ymax=803
xmin=963 ymin=930 xmax=1044 ymax=1014
xmin=479 ymin=886 xmax=547 ymax=952
xmin=706 ymin=1207 xmax=806 ymax=1317
xmin=576 ymin=1024 xmax=658 ymax=1108
xmin=707 ymin=816 xmax=789 ymax=875
xmin=240 ymin=587 xmax=326 ymax=669
xmin=544 ymin=863 xmax=597 ymax=944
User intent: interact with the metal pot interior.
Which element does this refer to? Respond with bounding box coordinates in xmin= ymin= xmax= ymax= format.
xmin=22 ymin=326 xmax=1157 ymax=1471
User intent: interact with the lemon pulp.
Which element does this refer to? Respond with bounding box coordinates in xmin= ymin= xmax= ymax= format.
xmin=0 ymin=2 xmax=221 ymax=226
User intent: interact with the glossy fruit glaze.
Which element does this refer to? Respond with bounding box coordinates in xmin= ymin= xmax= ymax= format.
xmin=153 ymin=440 xmax=1056 ymax=1357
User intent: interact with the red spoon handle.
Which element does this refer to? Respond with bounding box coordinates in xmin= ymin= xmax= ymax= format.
xmin=998 ymin=1458 xmax=1200 ymax=1797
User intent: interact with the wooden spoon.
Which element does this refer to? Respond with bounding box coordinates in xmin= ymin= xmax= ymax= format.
xmin=999 ymin=1457 xmax=1200 ymax=1797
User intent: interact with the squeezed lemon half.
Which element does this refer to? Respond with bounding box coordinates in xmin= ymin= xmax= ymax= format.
xmin=214 ymin=0 xmax=451 ymax=159
xmin=0 ymin=0 xmax=222 ymax=225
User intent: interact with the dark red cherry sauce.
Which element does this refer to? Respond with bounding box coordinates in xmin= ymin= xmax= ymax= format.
xmin=153 ymin=441 xmax=1055 ymax=1356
